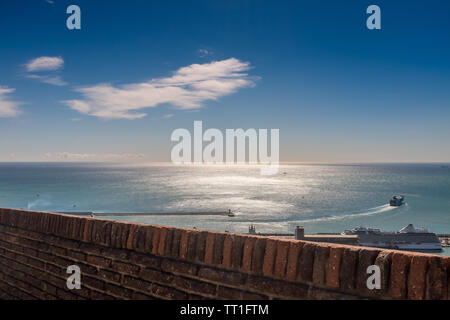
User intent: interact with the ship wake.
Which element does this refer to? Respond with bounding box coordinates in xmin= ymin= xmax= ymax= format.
xmin=293 ymin=204 xmax=397 ymax=224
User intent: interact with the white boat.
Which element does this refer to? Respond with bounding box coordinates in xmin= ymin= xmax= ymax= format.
xmin=342 ymin=224 xmax=442 ymax=251
xmin=390 ymin=195 xmax=405 ymax=206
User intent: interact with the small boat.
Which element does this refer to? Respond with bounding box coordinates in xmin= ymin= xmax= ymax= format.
xmin=227 ymin=209 xmax=235 ymax=217
xmin=390 ymin=195 xmax=404 ymax=207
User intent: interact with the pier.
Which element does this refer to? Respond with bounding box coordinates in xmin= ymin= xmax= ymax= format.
xmin=248 ymin=225 xmax=359 ymax=245
xmin=59 ymin=211 xmax=233 ymax=217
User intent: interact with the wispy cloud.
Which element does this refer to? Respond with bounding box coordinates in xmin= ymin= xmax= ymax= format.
xmin=0 ymin=87 xmax=22 ymax=118
xmin=162 ymin=114 xmax=174 ymax=119
xmin=25 ymin=56 xmax=64 ymax=72
xmin=198 ymin=48 xmax=213 ymax=58
xmin=64 ymin=58 xmax=256 ymax=120
xmin=26 ymin=74 xmax=67 ymax=86
xmin=44 ymin=152 xmax=146 ymax=162
xmin=25 ymin=56 xmax=67 ymax=86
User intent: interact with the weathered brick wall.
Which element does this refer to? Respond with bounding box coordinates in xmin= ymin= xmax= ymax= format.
xmin=0 ymin=208 xmax=448 ymax=300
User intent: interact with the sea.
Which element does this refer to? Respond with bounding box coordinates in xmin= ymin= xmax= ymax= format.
xmin=0 ymin=162 xmax=449 ymax=256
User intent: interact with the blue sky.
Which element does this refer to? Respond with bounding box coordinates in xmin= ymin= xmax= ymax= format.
xmin=0 ymin=0 xmax=449 ymax=162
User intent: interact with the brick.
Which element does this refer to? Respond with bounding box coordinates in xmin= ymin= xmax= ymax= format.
xmin=213 ymin=234 xmax=225 ymax=265
xmin=274 ymin=241 xmax=290 ymax=278
xmin=241 ymin=291 xmax=268 ymax=300
xmin=122 ymin=275 xmax=152 ymax=292
xmin=179 ymin=230 xmax=190 ymax=259
xmin=251 ymin=238 xmax=266 ymax=275
xmin=204 ymin=233 xmax=215 ymax=264
xmin=407 ymin=255 xmax=429 ymax=300
xmin=151 ymin=227 xmax=161 ymax=255
xmin=217 ymin=285 xmax=245 ymax=299
xmin=355 ymin=248 xmax=380 ymax=295
xmin=170 ymin=229 xmax=182 ymax=258
xmin=312 ymin=244 xmax=330 ymax=286
xmin=144 ymin=227 xmax=154 ymax=252
xmin=83 ymin=219 xmax=93 ymax=242
xmin=174 ymin=276 xmax=216 ymax=296
xmin=100 ymin=247 xmax=129 ymax=260
xmin=56 ymin=288 xmax=79 ymax=300
xmin=66 ymin=250 xmax=86 ymax=261
xmin=160 ymin=259 xmax=198 ymax=276
xmin=49 ymin=245 xmax=66 ymax=256
xmin=119 ymin=224 xmax=131 ymax=249
xmin=308 ymin=287 xmax=360 ymax=300
xmin=286 ymin=241 xmax=303 ymax=281
xmin=140 ymin=267 xmax=174 ymax=284
xmin=86 ymin=255 xmax=111 ymax=268
xmin=242 ymin=237 xmax=256 ymax=272
xmin=105 ymin=282 xmax=133 ymax=299
xmin=447 ymin=257 xmax=450 ymax=300
xmin=111 ymin=261 xmax=140 ymax=275
xmin=157 ymin=227 xmax=168 ymax=255
xmin=132 ymin=226 xmax=147 ymax=252
xmin=186 ymin=231 xmax=198 ymax=261
xmin=339 ymin=247 xmax=359 ymax=292
xmin=389 ymin=252 xmax=411 ymax=299
xmin=198 ymin=266 xmax=246 ymax=286
xmin=326 ymin=246 xmax=344 ymax=288
xmin=97 ymin=268 xmax=122 ymax=283
xmin=151 ymin=283 xmax=188 ymax=300
xmin=126 ymin=225 xmax=136 ymax=250
xmin=262 ymin=239 xmax=277 ymax=276
xmin=195 ymin=231 xmax=207 ymax=263
xmin=92 ymin=220 xmax=110 ymax=245
xmin=83 ymin=275 xmax=105 ymax=291
xmin=297 ymin=243 xmax=315 ymax=283
xmin=77 ymin=261 xmax=99 ymax=276
xmin=246 ymin=275 xmax=309 ymax=299
xmin=374 ymin=251 xmax=392 ymax=295
xmin=91 ymin=290 xmax=115 ymax=300
xmin=426 ymin=256 xmax=448 ymax=300
xmin=132 ymin=292 xmax=155 ymax=300
xmin=128 ymin=252 xmax=161 ymax=269
xmin=231 ymin=236 xmax=245 ymax=270
xmin=222 ymin=235 xmax=233 ymax=268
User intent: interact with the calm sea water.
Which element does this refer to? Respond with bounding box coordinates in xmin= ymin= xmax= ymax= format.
xmin=1 ymin=162 xmax=449 ymax=255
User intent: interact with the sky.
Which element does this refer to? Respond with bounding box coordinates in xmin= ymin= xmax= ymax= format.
xmin=0 ymin=0 xmax=449 ymax=163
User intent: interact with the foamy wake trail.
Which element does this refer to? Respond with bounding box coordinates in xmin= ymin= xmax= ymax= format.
xmin=27 ymin=199 xmax=51 ymax=210
xmin=293 ymin=204 xmax=397 ymax=224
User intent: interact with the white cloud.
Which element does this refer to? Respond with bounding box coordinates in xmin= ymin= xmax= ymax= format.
xmin=26 ymin=74 xmax=67 ymax=86
xmin=64 ymin=58 xmax=256 ymax=120
xmin=25 ymin=56 xmax=67 ymax=86
xmin=44 ymin=152 xmax=146 ymax=162
xmin=198 ymin=48 xmax=213 ymax=57
xmin=0 ymin=87 xmax=22 ymax=118
xmin=25 ymin=56 xmax=64 ymax=72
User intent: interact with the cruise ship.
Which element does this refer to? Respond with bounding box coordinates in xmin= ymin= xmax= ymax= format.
xmin=342 ymin=224 xmax=442 ymax=251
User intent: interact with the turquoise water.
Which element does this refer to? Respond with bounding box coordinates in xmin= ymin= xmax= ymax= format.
xmin=0 ymin=162 xmax=449 ymax=255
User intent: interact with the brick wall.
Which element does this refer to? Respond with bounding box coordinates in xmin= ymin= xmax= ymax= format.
xmin=0 ymin=208 xmax=448 ymax=300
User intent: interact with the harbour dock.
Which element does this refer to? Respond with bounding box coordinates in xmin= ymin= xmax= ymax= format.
xmin=248 ymin=225 xmax=359 ymax=245
xmin=59 ymin=211 xmax=232 ymax=217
